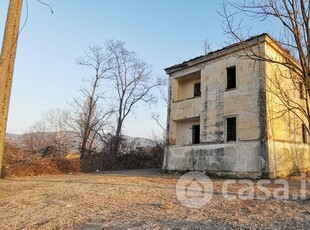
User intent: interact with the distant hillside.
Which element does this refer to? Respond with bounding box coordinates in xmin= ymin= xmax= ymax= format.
xmin=6 ymin=132 xmax=155 ymax=149
xmin=6 ymin=133 xmax=23 ymax=146
xmin=123 ymin=135 xmax=156 ymax=148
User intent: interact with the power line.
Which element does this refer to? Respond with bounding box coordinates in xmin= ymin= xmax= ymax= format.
xmin=0 ymin=0 xmax=54 ymax=67
xmin=0 ymin=0 xmax=28 ymax=66
xmin=37 ymin=0 xmax=54 ymax=14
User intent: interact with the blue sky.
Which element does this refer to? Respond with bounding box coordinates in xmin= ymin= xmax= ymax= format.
xmin=0 ymin=0 xmax=280 ymax=138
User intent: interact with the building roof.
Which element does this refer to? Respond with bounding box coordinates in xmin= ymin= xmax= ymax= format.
xmin=165 ymin=33 xmax=273 ymax=74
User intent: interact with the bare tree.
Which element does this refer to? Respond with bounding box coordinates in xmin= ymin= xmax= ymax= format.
xmin=150 ymin=79 xmax=168 ymax=146
xmin=221 ymin=0 xmax=310 ymax=136
xmin=151 ymin=113 xmax=166 ymax=133
xmin=23 ymin=109 xmax=72 ymax=156
xmin=106 ymin=40 xmax=164 ymax=157
xmin=72 ymin=46 xmax=112 ymax=158
xmin=42 ymin=109 xmax=72 ymax=152
xmin=23 ymin=120 xmax=55 ymax=154
xmin=202 ymin=38 xmax=212 ymax=55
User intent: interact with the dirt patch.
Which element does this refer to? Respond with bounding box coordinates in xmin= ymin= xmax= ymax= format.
xmin=0 ymin=170 xmax=309 ymax=229
xmin=2 ymin=143 xmax=80 ymax=177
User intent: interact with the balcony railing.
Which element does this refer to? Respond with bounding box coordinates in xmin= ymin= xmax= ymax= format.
xmin=171 ymin=96 xmax=201 ymax=121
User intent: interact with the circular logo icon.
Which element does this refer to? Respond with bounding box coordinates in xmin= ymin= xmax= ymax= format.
xmin=176 ymin=171 xmax=213 ymax=208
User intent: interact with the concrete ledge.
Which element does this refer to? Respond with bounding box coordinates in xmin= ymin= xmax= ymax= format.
xmin=163 ymin=141 xmax=265 ymax=179
xmin=162 ymin=169 xmax=262 ymax=179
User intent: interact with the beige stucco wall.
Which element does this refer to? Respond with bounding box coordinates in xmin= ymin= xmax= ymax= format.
xmin=173 ymin=71 xmax=200 ymax=101
xmin=171 ymin=97 xmax=201 ymax=121
xmin=175 ymin=118 xmax=200 ymax=145
xmin=265 ymin=38 xmax=310 ymax=177
xmin=168 ymin=47 xmax=263 ymax=145
xmin=168 ymin=65 xmax=203 ymax=145
xmin=200 ymin=48 xmax=262 ymax=143
xmin=165 ymin=41 xmax=267 ymax=178
xmin=268 ymin=140 xmax=310 ymax=177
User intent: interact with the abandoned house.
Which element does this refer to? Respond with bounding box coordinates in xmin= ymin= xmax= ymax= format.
xmin=163 ymin=33 xmax=310 ymax=178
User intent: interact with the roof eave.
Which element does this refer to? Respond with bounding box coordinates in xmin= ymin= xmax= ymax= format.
xmin=165 ymin=33 xmax=270 ymax=76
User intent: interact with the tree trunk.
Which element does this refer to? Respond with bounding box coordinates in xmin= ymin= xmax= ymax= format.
xmin=111 ymin=118 xmax=123 ymax=168
xmin=80 ymin=142 xmax=87 ymax=159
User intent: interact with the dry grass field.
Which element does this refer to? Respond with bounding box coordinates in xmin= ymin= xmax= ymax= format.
xmin=0 ymin=169 xmax=309 ymax=229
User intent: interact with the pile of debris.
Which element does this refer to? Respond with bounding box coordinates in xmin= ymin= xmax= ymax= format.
xmin=1 ymin=143 xmax=80 ymax=178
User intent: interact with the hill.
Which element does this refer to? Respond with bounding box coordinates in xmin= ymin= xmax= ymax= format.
xmin=5 ymin=132 xmax=156 ymax=149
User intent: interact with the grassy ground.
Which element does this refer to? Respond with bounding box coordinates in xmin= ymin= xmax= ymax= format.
xmin=0 ymin=169 xmax=309 ymax=229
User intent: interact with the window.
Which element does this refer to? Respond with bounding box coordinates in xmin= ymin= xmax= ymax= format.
xmin=192 ymin=125 xmax=200 ymax=144
xmin=302 ymin=124 xmax=307 ymax=144
xmin=226 ymin=117 xmax=237 ymax=142
xmin=300 ymin=82 xmax=305 ymax=99
xmin=227 ymin=66 xmax=236 ymax=90
xmin=194 ymin=82 xmax=201 ymax=97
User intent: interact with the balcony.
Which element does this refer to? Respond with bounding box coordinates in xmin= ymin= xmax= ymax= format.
xmin=171 ymin=96 xmax=201 ymax=121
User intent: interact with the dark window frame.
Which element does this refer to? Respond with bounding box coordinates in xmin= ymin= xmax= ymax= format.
xmin=226 ymin=116 xmax=237 ymax=142
xmin=193 ymin=82 xmax=201 ymax=97
xmin=192 ymin=124 xmax=200 ymax=144
xmin=226 ymin=66 xmax=237 ymax=90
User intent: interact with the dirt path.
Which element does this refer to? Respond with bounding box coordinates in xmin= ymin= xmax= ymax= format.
xmin=0 ymin=170 xmax=309 ymax=229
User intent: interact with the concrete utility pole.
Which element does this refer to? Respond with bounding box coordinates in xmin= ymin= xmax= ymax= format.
xmin=0 ymin=0 xmax=23 ymax=177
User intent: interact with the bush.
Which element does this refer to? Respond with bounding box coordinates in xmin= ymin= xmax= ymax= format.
xmin=80 ymin=146 xmax=164 ymax=172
